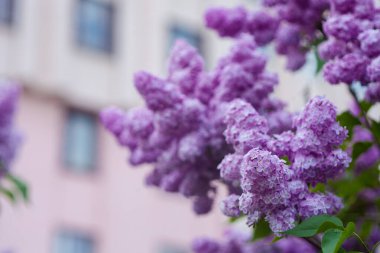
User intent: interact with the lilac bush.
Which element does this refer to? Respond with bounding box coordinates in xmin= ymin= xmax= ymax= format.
xmin=0 ymin=84 xmax=21 ymax=175
xmin=102 ymin=0 xmax=380 ymax=251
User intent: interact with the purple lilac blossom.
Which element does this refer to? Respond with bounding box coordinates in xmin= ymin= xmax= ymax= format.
xmin=290 ymin=96 xmax=350 ymax=184
xmin=205 ymin=1 xmax=329 ymax=71
xmin=204 ymin=7 xmax=248 ymax=38
xmin=219 ymin=96 xmax=349 ymax=233
xmin=365 ymin=82 xmax=380 ymax=103
xmin=0 ymin=84 xmax=22 ymax=176
xmin=101 ymin=36 xmax=291 ymax=214
xmin=322 ymin=0 xmax=380 ymax=91
xmin=192 ymin=230 xmax=316 ymax=253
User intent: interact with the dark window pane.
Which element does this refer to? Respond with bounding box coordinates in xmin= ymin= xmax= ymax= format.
xmin=158 ymin=245 xmax=187 ymax=253
xmin=76 ymin=0 xmax=114 ymax=53
xmin=64 ymin=110 xmax=97 ymax=172
xmin=54 ymin=231 xmax=94 ymax=253
xmin=169 ymin=25 xmax=202 ymax=54
xmin=0 ymin=0 xmax=14 ymax=25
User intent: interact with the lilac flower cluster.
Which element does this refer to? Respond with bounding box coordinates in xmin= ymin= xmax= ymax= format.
xmin=0 ymin=84 xmax=21 ymax=176
xmin=219 ymin=96 xmax=349 ymax=233
xmin=205 ymin=0 xmax=329 ymax=70
xmin=365 ymin=82 xmax=380 ymax=103
xmin=320 ymin=0 xmax=380 ymax=101
xmin=192 ymin=230 xmax=316 ymax=253
xmin=101 ymin=36 xmax=289 ymax=214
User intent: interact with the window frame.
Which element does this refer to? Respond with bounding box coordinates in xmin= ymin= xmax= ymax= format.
xmin=0 ymin=0 xmax=16 ymax=26
xmin=167 ymin=22 xmax=204 ymax=55
xmin=75 ymin=0 xmax=115 ymax=54
xmin=62 ymin=107 xmax=99 ymax=174
xmin=53 ymin=229 xmax=96 ymax=253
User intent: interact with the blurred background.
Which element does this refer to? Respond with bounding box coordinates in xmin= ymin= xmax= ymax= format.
xmin=0 ymin=0 xmax=352 ymax=252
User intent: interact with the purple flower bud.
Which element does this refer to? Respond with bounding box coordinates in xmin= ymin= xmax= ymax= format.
xmin=192 ymin=238 xmax=220 ymax=253
xmin=367 ymin=56 xmax=380 ymax=82
xmin=204 ymin=7 xmax=247 ymax=37
xmin=0 ymin=84 xmax=22 ymax=172
xmin=359 ymin=29 xmax=380 ymax=57
xmin=318 ymin=39 xmax=348 ymax=61
xmin=247 ymin=11 xmax=279 ymax=46
xmin=323 ymin=14 xmax=361 ymax=41
xmin=134 ymin=71 xmax=183 ymax=111
xmin=168 ymin=40 xmax=204 ymax=95
xmin=193 ymin=196 xmax=214 ymax=215
xmin=365 ymin=82 xmax=380 ymax=103
xmin=220 ymin=194 xmax=240 ymax=217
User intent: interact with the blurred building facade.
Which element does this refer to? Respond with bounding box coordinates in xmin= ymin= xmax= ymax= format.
xmin=0 ymin=0 xmax=352 ymax=253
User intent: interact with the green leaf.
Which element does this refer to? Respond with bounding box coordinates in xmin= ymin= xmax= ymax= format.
xmin=337 ymin=111 xmax=361 ymax=139
xmin=340 ymin=223 xmax=355 ymax=247
xmin=322 ymin=229 xmax=343 ymax=253
xmin=322 ymin=223 xmax=355 ymax=253
xmin=315 ymin=48 xmax=326 ymax=75
xmin=229 ymin=216 xmax=243 ymax=223
xmin=359 ymin=101 xmax=372 ymax=114
xmin=358 ymin=221 xmax=372 ymax=241
xmin=370 ymin=120 xmax=380 ymax=144
xmin=283 ymin=215 xmax=343 ymax=237
xmin=272 ymin=236 xmax=283 ymax=243
xmin=253 ymin=219 xmax=272 ymax=241
xmin=351 ymin=142 xmax=372 ymax=161
xmin=281 ymin=156 xmax=291 ymax=165
xmin=6 ymin=174 xmax=28 ymax=201
xmin=310 ymin=183 xmax=326 ymax=193
xmin=0 ymin=186 xmax=15 ymax=203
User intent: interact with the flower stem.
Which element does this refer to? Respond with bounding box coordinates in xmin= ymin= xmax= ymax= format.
xmin=303 ymin=236 xmax=321 ymax=250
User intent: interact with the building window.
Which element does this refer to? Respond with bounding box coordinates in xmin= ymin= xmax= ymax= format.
xmin=158 ymin=244 xmax=186 ymax=253
xmin=168 ymin=24 xmax=203 ymax=54
xmin=0 ymin=0 xmax=15 ymax=25
xmin=63 ymin=109 xmax=97 ymax=172
xmin=53 ymin=231 xmax=95 ymax=253
xmin=76 ymin=0 xmax=115 ymax=53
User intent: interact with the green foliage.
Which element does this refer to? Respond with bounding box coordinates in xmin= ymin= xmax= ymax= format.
xmin=337 ymin=111 xmax=361 ymax=140
xmin=351 ymin=142 xmax=372 ymax=161
xmin=253 ymin=219 xmax=272 ymax=241
xmin=337 ymin=164 xmax=378 ymax=196
xmin=321 ymin=222 xmax=355 ymax=253
xmin=348 ymin=142 xmax=373 ymax=171
xmin=359 ymin=101 xmax=372 ymax=115
xmin=0 ymin=186 xmax=16 ymax=203
xmin=0 ymin=173 xmax=29 ymax=204
xmin=283 ymin=215 xmax=343 ymax=237
xmin=370 ymin=120 xmax=380 ymax=144
xmin=283 ymin=217 xmax=365 ymax=253
xmin=315 ymin=48 xmax=326 ymax=75
xmin=281 ymin=214 xmax=377 ymax=253
xmin=229 ymin=216 xmax=243 ymax=223
xmin=6 ymin=174 xmax=28 ymax=201
xmin=310 ymin=183 xmax=326 ymax=193
xmin=281 ymin=156 xmax=291 ymax=165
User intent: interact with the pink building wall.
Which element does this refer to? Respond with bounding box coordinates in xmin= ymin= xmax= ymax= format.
xmin=0 ymin=90 xmax=227 ymax=253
